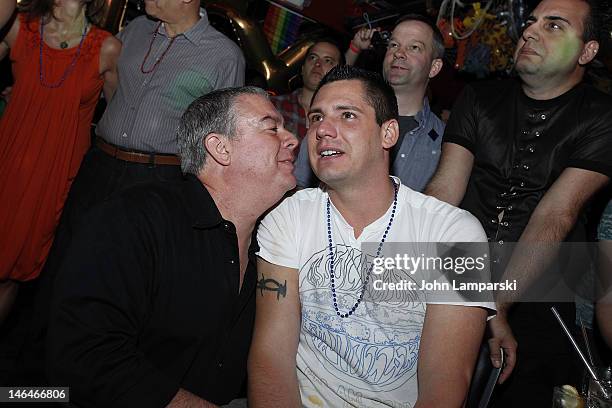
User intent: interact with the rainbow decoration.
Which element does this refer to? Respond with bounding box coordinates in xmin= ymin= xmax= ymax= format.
xmin=264 ymin=2 xmax=304 ymax=54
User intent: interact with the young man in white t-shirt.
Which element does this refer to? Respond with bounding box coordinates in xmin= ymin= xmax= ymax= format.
xmin=248 ymin=65 xmax=494 ymax=407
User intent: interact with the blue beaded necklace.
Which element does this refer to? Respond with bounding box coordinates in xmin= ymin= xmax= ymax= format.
xmin=39 ymin=18 xmax=89 ymax=88
xmin=327 ymin=179 xmax=398 ymax=318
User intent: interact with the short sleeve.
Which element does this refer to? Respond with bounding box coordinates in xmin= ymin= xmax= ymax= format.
xmin=567 ymin=109 xmax=612 ymax=178
xmin=443 ymin=85 xmax=479 ymax=154
xmin=439 ymin=209 xmax=488 ymax=243
xmin=424 ymin=208 xmax=496 ymax=313
xmin=257 ymin=198 xmax=300 ymax=269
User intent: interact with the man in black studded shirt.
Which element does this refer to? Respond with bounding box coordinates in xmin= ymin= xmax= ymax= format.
xmin=426 ymin=0 xmax=612 ymax=405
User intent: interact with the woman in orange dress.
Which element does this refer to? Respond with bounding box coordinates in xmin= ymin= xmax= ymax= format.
xmin=0 ymin=0 xmax=120 ymax=321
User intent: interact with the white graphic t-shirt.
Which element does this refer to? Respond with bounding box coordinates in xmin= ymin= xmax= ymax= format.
xmin=258 ymin=178 xmax=495 ymax=408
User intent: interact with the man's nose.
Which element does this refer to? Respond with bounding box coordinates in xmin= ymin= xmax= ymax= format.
xmin=282 ymin=128 xmax=299 ymax=152
xmin=315 ymin=117 xmax=337 ymax=140
xmin=393 ymin=47 xmax=406 ymax=60
xmin=521 ymin=23 xmax=539 ymax=42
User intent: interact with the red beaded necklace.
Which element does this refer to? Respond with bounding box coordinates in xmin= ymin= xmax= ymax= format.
xmin=140 ymin=22 xmax=177 ymax=74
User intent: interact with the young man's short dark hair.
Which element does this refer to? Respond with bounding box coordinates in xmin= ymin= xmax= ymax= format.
xmin=312 ymin=65 xmax=398 ymax=126
xmin=579 ymin=0 xmax=603 ymax=42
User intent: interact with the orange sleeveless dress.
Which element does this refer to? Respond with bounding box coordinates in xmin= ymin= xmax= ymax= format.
xmin=0 ymin=15 xmax=111 ymax=281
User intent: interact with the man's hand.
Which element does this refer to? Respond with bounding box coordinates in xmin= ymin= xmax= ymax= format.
xmin=351 ymin=27 xmax=378 ymax=52
xmin=345 ymin=27 xmax=379 ymax=65
xmin=487 ymin=313 xmax=517 ymax=384
xmin=487 ymin=168 xmax=607 ymax=385
xmin=166 ymin=389 xmax=218 ymax=408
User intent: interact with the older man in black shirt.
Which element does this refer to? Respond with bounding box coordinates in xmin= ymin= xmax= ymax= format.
xmin=46 ymin=87 xmax=298 ymax=407
xmin=426 ymin=0 xmax=612 ymax=405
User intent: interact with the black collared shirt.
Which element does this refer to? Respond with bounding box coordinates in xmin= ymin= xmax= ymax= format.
xmin=444 ymin=79 xmax=612 ymax=244
xmin=47 ymin=175 xmax=256 ymax=407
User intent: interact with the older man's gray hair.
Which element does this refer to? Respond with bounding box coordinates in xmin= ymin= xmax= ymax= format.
xmin=177 ymin=86 xmax=270 ymax=175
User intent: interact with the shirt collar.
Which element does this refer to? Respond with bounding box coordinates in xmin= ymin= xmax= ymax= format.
xmin=182 ymin=175 xmax=261 ymax=256
xmin=153 ymin=9 xmax=210 ymax=45
xmin=519 ymin=80 xmax=584 ymax=109
xmin=414 ymin=97 xmax=432 ymax=126
xmin=182 ymin=174 xmax=224 ymax=229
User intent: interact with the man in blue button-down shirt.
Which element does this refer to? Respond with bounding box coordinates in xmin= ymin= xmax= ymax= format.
xmin=294 ymin=14 xmax=445 ymax=191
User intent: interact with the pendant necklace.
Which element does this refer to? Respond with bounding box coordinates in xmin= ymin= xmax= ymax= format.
xmin=39 ymin=18 xmax=89 ymax=88
xmin=140 ymin=22 xmax=177 ymax=74
xmin=327 ymin=179 xmax=398 ymax=318
xmin=57 ymin=17 xmax=85 ymax=48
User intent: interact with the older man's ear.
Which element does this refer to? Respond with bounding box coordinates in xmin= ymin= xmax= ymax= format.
xmin=204 ymin=133 xmax=231 ymax=166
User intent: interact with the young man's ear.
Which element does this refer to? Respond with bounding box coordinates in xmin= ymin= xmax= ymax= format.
xmin=579 ymin=40 xmax=599 ymax=65
xmin=381 ymin=119 xmax=400 ymax=149
xmin=204 ymin=133 xmax=231 ymax=166
xmin=428 ymin=58 xmax=443 ymax=79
